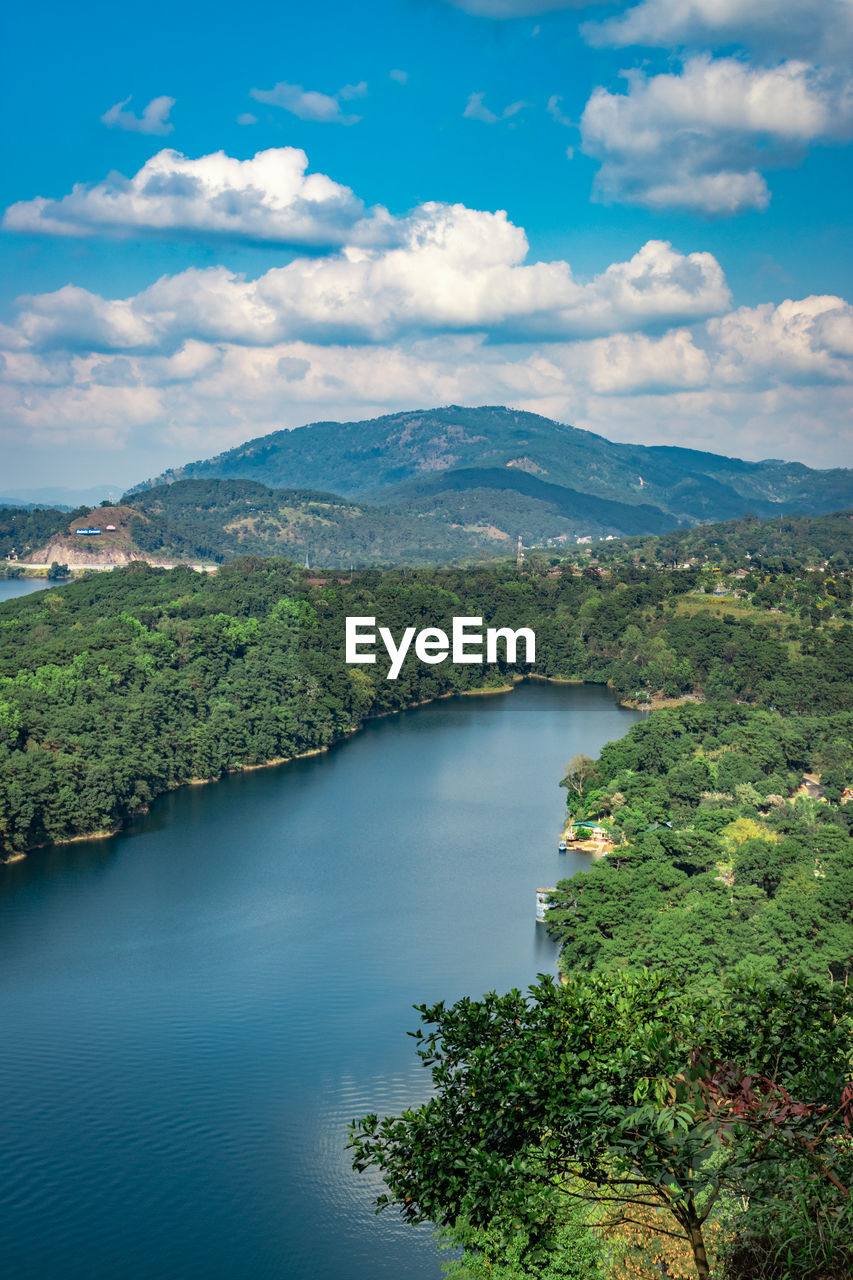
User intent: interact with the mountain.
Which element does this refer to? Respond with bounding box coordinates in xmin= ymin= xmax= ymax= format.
xmin=132 ymin=406 xmax=853 ymax=543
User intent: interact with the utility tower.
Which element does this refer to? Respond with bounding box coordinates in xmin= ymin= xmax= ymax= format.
xmin=516 ymin=534 xmax=524 ymax=572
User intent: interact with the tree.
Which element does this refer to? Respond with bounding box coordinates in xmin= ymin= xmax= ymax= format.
xmin=560 ymin=754 xmax=598 ymax=800
xmin=47 ymin=561 xmax=69 ymax=579
xmin=350 ymin=970 xmax=852 ymax=1280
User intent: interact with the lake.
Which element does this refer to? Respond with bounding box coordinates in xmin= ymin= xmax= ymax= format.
xmin=0 ymin=578 xmax=61 ymax=603
xmin=0 ymin=680 xmax=643 ymax=1280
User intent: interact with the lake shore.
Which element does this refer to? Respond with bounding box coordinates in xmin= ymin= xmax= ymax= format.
xmin=1 ymin=672 xmax=625 ymax=865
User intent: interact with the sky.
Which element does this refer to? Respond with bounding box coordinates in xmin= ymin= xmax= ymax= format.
xmin=1 ymin=0 xmax=852 ymax=493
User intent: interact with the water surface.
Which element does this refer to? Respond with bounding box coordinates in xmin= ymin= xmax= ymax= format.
xmin=0 ymin=578 xmax=61 ymax=603
xmin=0 ymin=680 xmax=642 ymax=1280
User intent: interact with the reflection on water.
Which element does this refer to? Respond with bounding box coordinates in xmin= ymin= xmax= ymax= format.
xmin=0 ymin=680 xmax=642 ymax=1280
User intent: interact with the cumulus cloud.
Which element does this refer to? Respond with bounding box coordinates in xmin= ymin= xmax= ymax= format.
xmin=3 ymin=147 xmax=394 ymax=248
xmin=4 ymin=298 xmax=853 ymax=469
xmin=250 ymin=80 xmax=366 ymax=124
xmin=4 ymin=214 xmax=731 ymax=353
xmin=101 ymin=95 xmax=175 ymax=135
xmin=708 ymin=295 xmax=853 ymax=385
xmin=390 ymin=69 xmax=408 ymax=84
xmin=4 ymin=134 xmax=850 ymax=472
xmin=580 ymin=56 xmax=853 ymax=213
xmin=585 ymin=0 xmax=853 ymax=64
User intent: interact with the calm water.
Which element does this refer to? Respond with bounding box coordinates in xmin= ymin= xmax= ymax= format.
xmin=0 ymin=681 xmax=642 ymax=1280
xmin=0 ymin=578 xmax=61 ymax=602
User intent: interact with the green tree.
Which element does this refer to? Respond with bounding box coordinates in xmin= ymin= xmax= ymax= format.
xmin=350 ymin=970 xmax=852 ymax=1280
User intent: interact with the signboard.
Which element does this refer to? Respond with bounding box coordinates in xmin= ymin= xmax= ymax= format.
xmin=74 ymin=528 xmax=102 ymax=535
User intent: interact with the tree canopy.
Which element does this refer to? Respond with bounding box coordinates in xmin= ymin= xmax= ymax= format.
xmin=350 ymin=970 xmax=853 ymax=1280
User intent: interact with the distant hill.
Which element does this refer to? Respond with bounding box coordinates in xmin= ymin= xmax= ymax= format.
xmin=132 ymin=405 xmax=853 ymax=543
xmin=125 ymin=479 xmax=503 ymax=566
xmin=1 ymin=481 xmax=507 ymax=571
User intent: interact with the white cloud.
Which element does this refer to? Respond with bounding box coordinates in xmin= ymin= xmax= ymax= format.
xmin=390 ymin=69 xmax=408 ymax=85
xmin=3 ymin=147 xmax=394 ymax=248
xmin=4 ymin=136 xmax=851 ymax=473
xmin=585 ymin=0 xmax=853 ymax=64
xmin=463 ymin=92 xmax=498 ymax=123
xmin=250 ymin=80 xmax=365 ymax=124
xmin=101 ymin=95 xmax=175 ymax=135
xmin=464 ymin=92 xmax=528 ymax=122
xmin=581 ymin=328 xmax=711 ymax=393
xmin=236 ymin=113 xmax=257 ymax=126
xmin=580 ymin=56 xmax=853 ymax=213
xmin=5 ymin=220 xmax=730 ymax=353
xmin=546 ymin=94 xmax=573 ymax=126
xmin=4 ymin=301 xmax=853 ymax=469
xmin=708 ymin=295 xmax=853 ymax=385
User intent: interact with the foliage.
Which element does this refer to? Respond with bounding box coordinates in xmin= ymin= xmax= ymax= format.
xmin=439 ymin=1205 xmax=605 ymax=1280
xmin=350 ymin=970 xmax=853 ymax=1280
xmin=127 ymin=478 xmax=503 ymax=567
xmin=547 ymin=701 xmax=853 ymax=984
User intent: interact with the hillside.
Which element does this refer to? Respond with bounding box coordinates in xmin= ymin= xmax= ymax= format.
xmin=133 ymin=406 xmax=853 ymax=541
xmin=125 ymin=479 xmax=502 ymax=566
xmin=2 ymin=481 xmax=507 ymax=571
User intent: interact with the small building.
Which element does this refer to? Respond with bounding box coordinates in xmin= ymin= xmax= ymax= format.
xmin=105 ymin=524 xmax=117 ymax=531
xmin=565 ymin=819 xmax=610 ymax=842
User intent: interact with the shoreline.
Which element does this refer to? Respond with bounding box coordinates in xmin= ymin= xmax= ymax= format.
xmin=1 ymin=673 xmax=624 ymax=865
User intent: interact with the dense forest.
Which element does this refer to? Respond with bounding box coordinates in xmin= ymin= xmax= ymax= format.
xmin=546 ymin=702 xmax=853 ymax=982
xmin=0 ymin=480 xmax=503 ymax=570
xmin=127 ymin=477 xmax=501 ymax=565
xmin=0 ymin=504 xmax=86 ymax=564
xmin=585 ymin=509 xmax=853 ymax=575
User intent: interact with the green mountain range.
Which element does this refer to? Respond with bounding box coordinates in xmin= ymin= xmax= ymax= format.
xmin=133 ymin=405 xmax=853 ymax=544
xmin=7 ymin=407 xmax=853 ymax=570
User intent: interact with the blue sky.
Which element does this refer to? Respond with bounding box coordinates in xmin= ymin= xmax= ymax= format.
xmin=2 ymin=0 xmax=852 ymax=492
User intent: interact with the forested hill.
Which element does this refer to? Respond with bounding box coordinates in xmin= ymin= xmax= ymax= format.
xmin=0 ymin=480 xmax=507 ymax=570
xmin=126 ymin=479 xmax=502 ymax=566
xmin=133 ymin=405 xmax=853 ymax=538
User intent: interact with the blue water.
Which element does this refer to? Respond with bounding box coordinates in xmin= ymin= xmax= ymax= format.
xmin=0 ymin=578 xmax=61 ymax=602
xmin=0 ymin=680 xmax=642 ymax=1280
